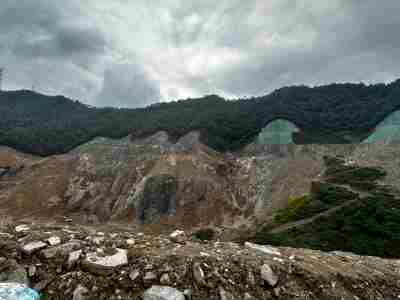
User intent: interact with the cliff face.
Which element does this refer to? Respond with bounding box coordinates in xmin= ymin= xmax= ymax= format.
xmin=0 ymin=131 xmax=323 ymax=228
xmin=65 ymin=131 xmax=244 ymax=227
xmin=1 ymin=129 xmax=400 ymax=231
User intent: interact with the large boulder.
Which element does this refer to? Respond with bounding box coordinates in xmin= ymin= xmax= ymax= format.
xmin=143 ymin=286 xmax=185 ymax=300
xmin=82 ymin=249 xmax=128 ymax=275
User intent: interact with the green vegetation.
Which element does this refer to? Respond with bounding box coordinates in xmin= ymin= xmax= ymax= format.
xmin=252 ymin=156 xmax=400 ymax=258
xmin=274 ymin=195 xmax=314 ymax=224
xmin=255 ymin=194 xmax=400 ymax=258
xmin=193 ymin=228 xmax=216 ymax=241
xmin=273 ymin=184 xmax=358 ymax=226
xmin=1 ymin=79 xmax=400 ymax=156
xmin=312 ymin=182 xmax=358 ymax=204
xmin=323 ymin=155 xmax=387 ymax=191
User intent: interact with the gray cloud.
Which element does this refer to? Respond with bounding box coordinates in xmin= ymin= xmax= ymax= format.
xmin=1 ymin=0 xmax=399 ymax=106
xmin=97 ymin=63 xmax=161 ymax=108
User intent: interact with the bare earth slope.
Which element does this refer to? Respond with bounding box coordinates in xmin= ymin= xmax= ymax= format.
xmin=2 ymin=134 xmax=400 ymax=230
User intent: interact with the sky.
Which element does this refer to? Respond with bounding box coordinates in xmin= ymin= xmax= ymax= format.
xmin=0 ymin=0 xmax=399 ymax=108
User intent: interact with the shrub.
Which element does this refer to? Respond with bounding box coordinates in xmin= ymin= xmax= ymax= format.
xmin=193 ymin=228 xmax=216 ymax=241
xmin=274 ymin=195 xmax=314 ymax=224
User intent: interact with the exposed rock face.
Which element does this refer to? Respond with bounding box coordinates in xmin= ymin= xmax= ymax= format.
xmin=136 ymin=174 xmax=178 ymax=224
xmin=1 ymin=132 xmax=400 ymax=230
xmin=0 ymin=222 xmax=400 ymax=299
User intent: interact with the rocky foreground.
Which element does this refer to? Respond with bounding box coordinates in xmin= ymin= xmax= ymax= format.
xmin=0 ymin=222 xmax=400 ymax=299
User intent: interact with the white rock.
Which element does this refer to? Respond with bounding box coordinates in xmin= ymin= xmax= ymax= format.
xmin=0 ymin=232 xmax=14 ymax=239
xmin=219 ymin=287 xmax=235 ymax=300
xmin=260 ymin=264 xmax=278 ymax=287
xmin=143 ymin=286 xmax=185 ymax=300
xmin=144 ymin=272 xmax=157 ymax=282
xmin=41 ymin=241 xmax=83 ymax=259
xmin=169 ymin=230 xmax=187 ymax=244
xmin=73 ymin=285 xmax=89 ymax=300
xmin=193 ymin=262 xmax=206 ymax=286
xmin=244 ymin=293 xmax=257 ymax=300
xmin=129 ymin=269 xmax=140 ymax=281
xmin=183 ymin=289 xmax=192 ymax=300
xmin=47 ymin=236 xmax=61 ymax=246
xmin=68 ymin=250 xmax=82 ymax=269
xmin=83 ymin=249 xmax=128 ymax=275
xmin=15 ymin=225 xmax=30 ymax=233
xmin=126 ymin=239 xmax=135 ymax=246
xmin=28 ymin=265 xmax=37 ymax=277
xmin=92 ymin=236 xmax=105 ymax=245
xmin=245 ymin=242 xmax=282 ymax=256
xmin=22 ymin=241 xmax=47 ymax=254
xmin=160 ymin=273 xmax=170 ymax=285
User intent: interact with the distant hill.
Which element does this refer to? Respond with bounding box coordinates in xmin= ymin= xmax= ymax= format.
xmin=1 ymin=79 xmax=400 ymax=156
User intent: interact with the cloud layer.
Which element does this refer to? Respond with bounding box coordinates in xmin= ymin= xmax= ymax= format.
xmin=1 ymin=0 xmax=399 ymax=107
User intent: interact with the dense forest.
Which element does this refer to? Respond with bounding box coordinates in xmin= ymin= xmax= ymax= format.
xmin=1 ymin=79 xmax=400 ymax=156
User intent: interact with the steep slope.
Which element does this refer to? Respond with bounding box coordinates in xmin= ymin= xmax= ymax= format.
xmin=0 ymin=133 xmax=331 ymax=228
xmin=2 ymin=131 xmax=400 ymax=232
xmin=0 ymin=147 xmax=77 ymax=220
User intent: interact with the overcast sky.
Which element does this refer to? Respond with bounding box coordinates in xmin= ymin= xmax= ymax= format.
xmin=1 ymin=0 xmax=399 ymax=107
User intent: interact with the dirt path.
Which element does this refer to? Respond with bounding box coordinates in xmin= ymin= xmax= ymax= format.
xmin=269 ymin=199 xmax=359 ymax=234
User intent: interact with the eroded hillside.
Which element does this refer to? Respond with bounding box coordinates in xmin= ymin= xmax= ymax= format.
xmin=2 ymin=130 xmax=400 ymax=232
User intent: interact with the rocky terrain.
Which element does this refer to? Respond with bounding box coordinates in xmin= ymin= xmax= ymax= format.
xmin=2 ymin=126 xmax=400 ymax=298
xmin=2 ymin=220 xmax=400 ymax=299
xmin=2 ymin=130 xmax=400 ymax=230
xmin=0 ymin=131 xmax=323 ymax=229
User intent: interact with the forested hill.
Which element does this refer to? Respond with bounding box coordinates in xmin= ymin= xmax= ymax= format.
xmin=1 ymin=80 xmax=400 ymax=156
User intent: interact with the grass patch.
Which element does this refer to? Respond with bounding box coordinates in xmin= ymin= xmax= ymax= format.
xmin=253 ymin=194 xmax=400 ymax=258
xmin=274 ymin=195 xmax=314 ymax=224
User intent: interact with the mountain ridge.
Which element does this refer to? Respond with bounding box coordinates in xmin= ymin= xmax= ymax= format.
xmin=1 ymin=79 xmax=400 ymax=156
